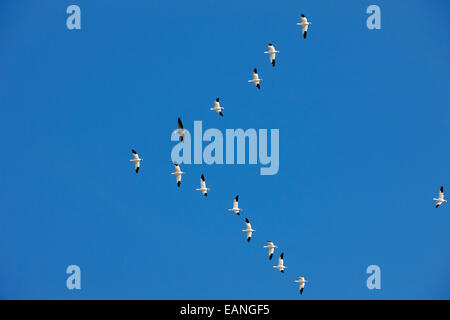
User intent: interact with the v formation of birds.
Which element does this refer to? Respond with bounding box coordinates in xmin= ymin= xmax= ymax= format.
xmin=128 ymin=13 xmax=447 ymax=297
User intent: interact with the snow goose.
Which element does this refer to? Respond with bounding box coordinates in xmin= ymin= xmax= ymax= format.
xmin=264 ymin=44 xmax=279 ymax=67
xmin=248 ymin=68 xmax=262 ymax=89
xmin=195 ymin=174 xmax=210 ymax=196
xmin=434 ymin=186 xmax=446 ymax=208
xmin=294 ymin=276 xmax=307 ymax=295
xmin=263 ymin=241 xmax=278 ymax=260
xmin=296 ymin=14 xmax=312 ymax=39
xmin=273 ymin=253 xmax=287 ymax=273
xmin=178 ymin=118 xmax=186 ymax=142
xmin=129 ymin=149 xmax=142 ymax=173
xmin=171 ymin=162 xmax=185 ymax=187
xmin=210 ymin=98 xmax=224 ymax=117
xmin=242 ymin=218 xmax=255 ymax=242
xmin=228 ymin=195 xmax=242 ymax=215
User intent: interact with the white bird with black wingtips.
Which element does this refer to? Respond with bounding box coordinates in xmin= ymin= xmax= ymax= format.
xmin=263 ymin=241 xmax=278 ymax=260
xmin=434 ymin=186 xmax=447 ymax=208
xmin=171 ymin=162 xmax=184 ymax=187
xmin=273 ymin=253 xmax=287 ymax=273
xmin=210 ymin=98 xmax=224 ymax=117
xmin=248 ymin=68 xmax=262 ymax=89
xmin=195 ymin=174 xmax=210 ymax=196
xmin=296 ymin=14 xmax=312 ymax=39
xmin=177 ymin=117 xmax=186 ymax=142
xmin=228 ymin=195 xmax=242 ymax=215
xmin=295 ymin=276 xmax=307 ymax=295
xmin=264 ymin=44 xmax=279 ymax=67
xmin=242 ymin=218 xmax=255 ymax=242
xmin=129 ymin=149 xmax=142 ymax=173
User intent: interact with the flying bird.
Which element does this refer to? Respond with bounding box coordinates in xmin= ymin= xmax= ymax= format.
xmin=273 ymin=253 xmax=287 ymax=273
xmin=264 ymin=44 xmax=279 ymax=67
xmin=296 ymin=14 xmax=312 ymax=39
xmin=242 ymin=218 xmax=255 ymax=242
xmin=228 ymin=195 xmax=243 ymax=215
xmin=263 ymin=241 xmax=278 ymax=260
xmin=177 ymin=118 xmax=186 ymax=142
xmin=195 ymin=174 xmax=210 ymax=196
xmin=433 ymin=186 xmax=447 ymax=208
xmin=248 ymin=68 xmax=262 ymax=89
xmin=171 ymin=162 xmax=185 ymax=187
xmin=294 ymin=276 xmax=307 ymax=295
xmin=129 ymin=149 xmax=142 ymax=173
xmin=210 ymin=98 xmax=224 ymax=117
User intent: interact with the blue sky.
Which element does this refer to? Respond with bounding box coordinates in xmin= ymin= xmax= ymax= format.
xmin=0 ymin=0 xmax=449 ymax=299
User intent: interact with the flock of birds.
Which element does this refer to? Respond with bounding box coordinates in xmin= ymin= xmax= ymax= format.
xmin=128 ymin=13 xmax=446 ymax=297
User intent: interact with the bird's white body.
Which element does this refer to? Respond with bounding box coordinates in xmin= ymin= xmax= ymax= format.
xmin=294 ymin=276 xmax=307 ymax=294
xmin=242 ymin=218 xmax=255 ymax=242
xmin=263 ymin=241 xmax=278 ymax=260
xmin=171 ymin=163 xmax=185 ymax=187
xmin=434 ymin=186 xmax=446 ymax=208
xmin=210 ymin=98 xmax=224 ymax=116
xmin=228 ymin=195 xmax=243 ymax=215
xmin=130 ymin=150 xmax=142 ymax=173
xmin=264 ymin=44 xmax=279 ymax=67
xmin=273 ymin=253 xmax=287 ymax=272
